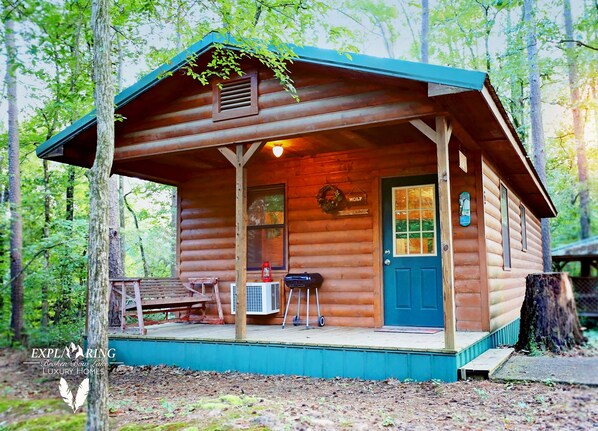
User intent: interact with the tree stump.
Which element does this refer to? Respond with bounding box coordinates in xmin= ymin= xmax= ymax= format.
xmin=517 ymin=273 xmax=586 ymax=353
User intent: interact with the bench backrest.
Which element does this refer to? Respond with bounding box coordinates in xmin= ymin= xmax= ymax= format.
xmin=111 ymin=278 xmax=190 ymax=300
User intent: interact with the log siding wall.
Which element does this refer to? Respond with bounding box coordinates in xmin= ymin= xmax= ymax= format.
xmin=179 ymin=142 xmax=441 ymax=327
xmin=481 ymin=158 xmax=543 ymax=331
xmin=178 ymin=139 xmax=491 ymax=330
xmin=450 ymin=146 xmax=488 ymax=331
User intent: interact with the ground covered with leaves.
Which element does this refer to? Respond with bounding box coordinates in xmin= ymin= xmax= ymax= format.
xmin=1 ymin=347 xmax=597 ymax=430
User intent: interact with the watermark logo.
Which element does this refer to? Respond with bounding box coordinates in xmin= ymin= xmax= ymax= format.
xmin=27 ymin=343 xmax=117 ymax=413
xmin=59 ymin=377 xmax=89 ymax=412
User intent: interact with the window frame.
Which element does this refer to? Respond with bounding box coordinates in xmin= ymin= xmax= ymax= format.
xmin=246 ymin=184 xmax=286 ymax=271
xmin=500 ymin=183 xmax=512 ymax=270
xmin=520 ymin=204 xmax=528 ymax=252
xmin=391 ymin=184 xmax=438 ymax=258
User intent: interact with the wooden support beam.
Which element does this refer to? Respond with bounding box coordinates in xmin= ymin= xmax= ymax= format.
xmin=218 ymin=142 xmax=262 ymax=340
xmin=218 ymin=147 xmax=237 ymax=167
xmin=234 ymin=144 xmax=248 ymax=340
xmin=409 ymin=119 xmax=437 ymax=143
xmin=410 ymin=116 xmax=457 ymax=350
xmin=242 ymin=142 xmax=264 ymax=166
xmin=435 ymin=116 xmax=456 ymax=351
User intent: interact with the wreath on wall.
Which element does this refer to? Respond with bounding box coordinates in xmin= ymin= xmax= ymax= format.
xmin=316 ymin=185 xmax=345 ymax=214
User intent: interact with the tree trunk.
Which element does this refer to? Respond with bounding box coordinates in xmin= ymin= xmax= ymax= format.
xmin=42 ymin=159 xmax=51 ymax=330
xmin=5 ymin=11 xmax=24 ymax=344
xmin=65 ymin=166 xmax=75 ymax=221
xmin=124 ymin=193 xmax=149 ymax=277
xmin=564 ymin=0 xmax=590 ymax=240
xmin=119 ymin=175 xmax=126 ymax=275
xmin=87 ymin=0 xmax=114 ymax=428
xmin=517 ymin=273 xmax=586 ymax=353
xmin=523 ymin=0 xmax=551 ymax=271
xmin=108 ymin=176 xmax=123 ymax=278
xmin=108 ymin=31 xmax=124 ymax=280
xmin=420 ymin=0 xmax=429 ymax=63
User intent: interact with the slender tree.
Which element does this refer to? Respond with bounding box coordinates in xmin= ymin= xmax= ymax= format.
xmin=421 ymin=0 xmax=429 ymax=63
xmin=563 ymin=0 xmax=590 ymax=240
xmin=108 ymin=177 xmax=123 ymax=278
xmin=108 ymin=32 xmax=124 ymax=280
xmin=124 ymin=191 xmax=149 ymax=277
xmin=4 ymin=1 xmax=24 ymax=343
xmin=86 ymin=0 xmax=114 ymax=428
xmin=523 ymin=0 xmax=551 ymax=271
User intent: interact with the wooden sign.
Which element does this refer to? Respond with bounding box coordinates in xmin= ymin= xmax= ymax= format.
xmin=346 ymin=188 xmax=367 ymax=207
xmin=459 ymin=191 xmax=471 ymax=226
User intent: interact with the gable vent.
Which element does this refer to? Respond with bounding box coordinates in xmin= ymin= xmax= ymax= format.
xmin=212 ymin=71 xmax=258 ymax=121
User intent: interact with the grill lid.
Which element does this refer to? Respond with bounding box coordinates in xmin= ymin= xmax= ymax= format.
xmin=284 ymin=272 xmax=324 ymax=289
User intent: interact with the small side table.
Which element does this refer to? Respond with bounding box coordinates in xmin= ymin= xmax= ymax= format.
xmin=188 ymin=277 xmax=224 ymax=324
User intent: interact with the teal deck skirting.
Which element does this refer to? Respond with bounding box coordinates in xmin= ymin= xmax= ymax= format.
xmin=109 ymin=319 xmax=520 ymax=382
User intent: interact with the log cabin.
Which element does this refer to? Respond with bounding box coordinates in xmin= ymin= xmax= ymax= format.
xmin=37 ymin=33 xmax=557 ymax=381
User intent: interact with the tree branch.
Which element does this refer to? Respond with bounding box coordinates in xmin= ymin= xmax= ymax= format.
xmin=0 ymin=243 xmax=63 ymax=292
xmin=558 ymin=39 xmax=598 ymax=51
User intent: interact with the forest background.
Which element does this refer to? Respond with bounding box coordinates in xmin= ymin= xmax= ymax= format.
xmin=0 ymin=0 xmax=596 ymax=347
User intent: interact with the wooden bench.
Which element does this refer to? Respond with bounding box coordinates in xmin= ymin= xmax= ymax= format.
xmin=109 ymin=277 xmax=223 ymax=335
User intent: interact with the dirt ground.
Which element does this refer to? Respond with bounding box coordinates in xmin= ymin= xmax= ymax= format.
xmin=1 ymin=347 xmax=597 ymax=430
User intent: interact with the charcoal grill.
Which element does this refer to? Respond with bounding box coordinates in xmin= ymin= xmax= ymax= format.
xmin=282 ymin=273 xmax=324 ymax=329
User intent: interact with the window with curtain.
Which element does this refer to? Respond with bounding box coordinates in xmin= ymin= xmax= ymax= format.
xmin=500 ymin=184 xmax=511 ymax=269
xmin=520 ymin=204 xmax=528 ymax=251
xmin=247 ymin=185 xmax=285 ymax=270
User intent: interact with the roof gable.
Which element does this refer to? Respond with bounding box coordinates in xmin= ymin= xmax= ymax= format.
xmin=36 ymin=33 xmax=486 ymax=158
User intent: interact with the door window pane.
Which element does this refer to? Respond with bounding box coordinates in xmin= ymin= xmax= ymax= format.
xmin=393 ymin=184 xmax=437 ymax=257
xmin=395 ymin=189 xmax=407 ymax=211
xmin=421 ymin=186 xmax=434 ymax=208
xmin=396 ymin=234 xmax=408 ymax=255
xmin=409 ymin=233 xmax=422 ymax=254
xmin=395 ymin=211 xmax=407 ymax=233
xmin=408 ymin=210 xmax=421 ymax=231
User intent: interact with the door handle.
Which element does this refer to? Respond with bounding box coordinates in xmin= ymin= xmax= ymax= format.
xmin=384 ymin=249 xmax=390 ymax=255
xmin=384 ymin=259 xmax=391 ymax=266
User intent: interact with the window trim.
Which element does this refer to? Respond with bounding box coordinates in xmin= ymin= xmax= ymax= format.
xmin=246 ymin=184 xmax=286 ymax=271
xmin=500 ymin=183 xmax=512 ymax=270
xmin=520 ymin=204 xmax=528 ymax=252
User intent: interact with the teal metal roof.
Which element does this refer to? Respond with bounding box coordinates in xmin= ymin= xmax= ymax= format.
xmin=36 ymin=33 xmax=487 ymax=158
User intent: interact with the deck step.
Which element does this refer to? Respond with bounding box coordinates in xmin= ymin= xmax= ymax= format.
xmin=459 ymin=348 xmax=514 ymax=380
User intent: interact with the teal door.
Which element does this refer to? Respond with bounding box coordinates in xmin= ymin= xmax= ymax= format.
xmin=382 ymin=175 xmax=443 ymax=327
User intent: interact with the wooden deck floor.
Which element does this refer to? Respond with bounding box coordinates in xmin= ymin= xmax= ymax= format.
xmin=109 ymin=323 xmax=488 ymax=353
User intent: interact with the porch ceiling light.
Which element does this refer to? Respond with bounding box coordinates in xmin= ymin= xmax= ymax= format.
xmin=272 ymin=143 xmax=284 ymax=158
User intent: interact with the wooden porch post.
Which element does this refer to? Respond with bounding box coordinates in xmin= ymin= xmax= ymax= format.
xmin=409 ymin=117 xmax=456 ymax=351
xmin=218 ymin=142 xmax=263 ymax=340
xmin=435 ymin=116 xmax=456 ymax=351
xmin=234 ymin=144 xmax=248 ymax=339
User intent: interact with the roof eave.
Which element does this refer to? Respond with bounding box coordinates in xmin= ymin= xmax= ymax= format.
xmin=481 ymin=79 xmax=557 ymax=218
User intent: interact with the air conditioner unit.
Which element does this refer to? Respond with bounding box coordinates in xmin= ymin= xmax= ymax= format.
xmin=231 ymin=282 xmax=280 ymax=315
